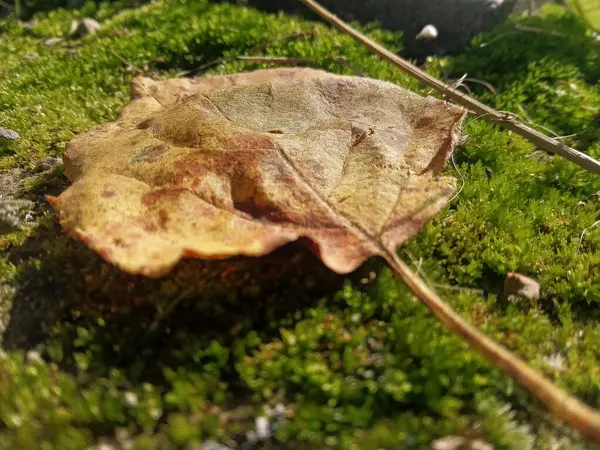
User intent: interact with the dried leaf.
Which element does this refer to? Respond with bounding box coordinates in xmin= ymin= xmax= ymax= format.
xmin=50 ymin=68 xmax=465 ymax=277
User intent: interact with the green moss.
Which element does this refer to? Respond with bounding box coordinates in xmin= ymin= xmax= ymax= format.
xmin=1 ymin=1 xmax=600 ymax=449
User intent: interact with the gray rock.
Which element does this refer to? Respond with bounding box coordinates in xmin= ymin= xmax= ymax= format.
xmin=34 ymin=156 xmax=62 ymax=173
xmin=248 ymin=0 xmax=518 ymax=55
xmin=504 ymin=272 xmax=540 ymax=302
xmin=0 ymin=199 xmax=34 ymax=234
xmin=0 ymin=128 xmax=19 ymax=140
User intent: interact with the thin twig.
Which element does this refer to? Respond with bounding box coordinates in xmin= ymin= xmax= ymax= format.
xmin=480 ymin=23 xmax=599 ymax=48
xmin=404 ymin=250 xmax=483 ymax=295
xmin=464 ymin=77 xmax=496 ymax=94
xmin=109 ymin=49 xmax=142 ymax=74
xmin=299 ymin=0 xmax=600 ymax=443
xmin=448 ymin=152 xmax=465 ymax=204
xmin=298 ymin=0 xmax=600 ymax=175
xmin=431 ymin=283 xmax=484 ymax=295
xmin=178 ymin=57 xmax=225 ymax=77
xmin=514 ymin=23 xmax=571 ymax=39
xmin=577 ymin=219 xmax=600 ymax=254
xmin=479 ymin=31 xmax=518 ymax=48
xmin=554 ymin=133 xmax=579 ymax=141
xmin=333 ymin=56 xmax=366 ymax=77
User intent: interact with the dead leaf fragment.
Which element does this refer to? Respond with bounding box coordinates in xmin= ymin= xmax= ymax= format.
xmin=51 ymin=68 xmax=465 ymax=277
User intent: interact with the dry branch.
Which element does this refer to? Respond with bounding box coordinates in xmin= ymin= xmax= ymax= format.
xmin=298 ymin=0 xmax=600 ymax=175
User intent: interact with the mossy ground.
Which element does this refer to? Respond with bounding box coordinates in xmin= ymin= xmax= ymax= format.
xmin=0 ymin=1 xmax=600 ymax=449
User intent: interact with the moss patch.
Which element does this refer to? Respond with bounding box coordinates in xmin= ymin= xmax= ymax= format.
xmin=0 ymin=1 xmax=600 ymax=449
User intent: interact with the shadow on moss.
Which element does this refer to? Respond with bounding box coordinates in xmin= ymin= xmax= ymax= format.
xmin=3 ymin=180 xmax=371 ymax=379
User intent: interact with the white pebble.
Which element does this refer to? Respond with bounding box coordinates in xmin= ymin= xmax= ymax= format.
xmin=25 ymin=350 xmax=42 ymax=364
xmin=123 ymin=392 xmax=138 ymax=407
xmin=416 ymin=24 xmax=438 ymax=40
xmin=149 ymin=408 xmax=162 ymax=420
xmin=255 ymin=416 xmax=271 ymax=440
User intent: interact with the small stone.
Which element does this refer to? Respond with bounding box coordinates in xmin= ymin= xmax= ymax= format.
xmin=69 ymin=20 xmax=79 ymax=35
xmin=246 ymin=430 xmax=258 ymax=444
xmin=123 ymin=391 xmax=138 ymax=407
xmin=469 ymin=439 xmax=493 ymax=450
xmin=431 ymin=436 xmax=467 ymax=450
xmin=504 ymin=272 xmax=540 ymax=302
xmin=0 ymin=128 xmax=19 ymax=140
xmin=199 ymin=441 xmax=232 ymax=450
xmin=255 ymin=416 xmax=271 ymax=440
xmin=82 ymin=18 xmax=101 ymax=35
xmin=8 ymin=414 xmax=23 ymax=427
xmin=115 ymin=427 xmax=131 ymax=442
xmin=22 ymin=22 xmax=36 ymax=33
xmin=543 ymin=353 xmax=565 ymax=372
xmin=23 ymin=52 xmax=39 ymax=62
xmin=35 ymin=156 xmax=62 ymax=173
xmin=432 ymin=436 xmax=492 ymax=450
xmin=149 ymin=407 xmax=162 ymax=420
xmin=25 ymin=350 xmax=43 ymax=364
xmin=44 ymin=37 xmax=64 ymax=47
xmin=95 ymin=444 xmax=116 ymax=450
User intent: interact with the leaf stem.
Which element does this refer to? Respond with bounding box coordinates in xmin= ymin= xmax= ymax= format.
xmin=298 ymin=0 xmax=600 ymax=175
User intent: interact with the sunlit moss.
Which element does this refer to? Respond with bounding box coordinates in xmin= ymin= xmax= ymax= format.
xmin=0 ymin=1 xmax=599 ymax=449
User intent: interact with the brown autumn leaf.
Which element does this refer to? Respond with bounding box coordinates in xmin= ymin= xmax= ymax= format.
xmin=49 ymin=68 xmax=466 ymax=277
